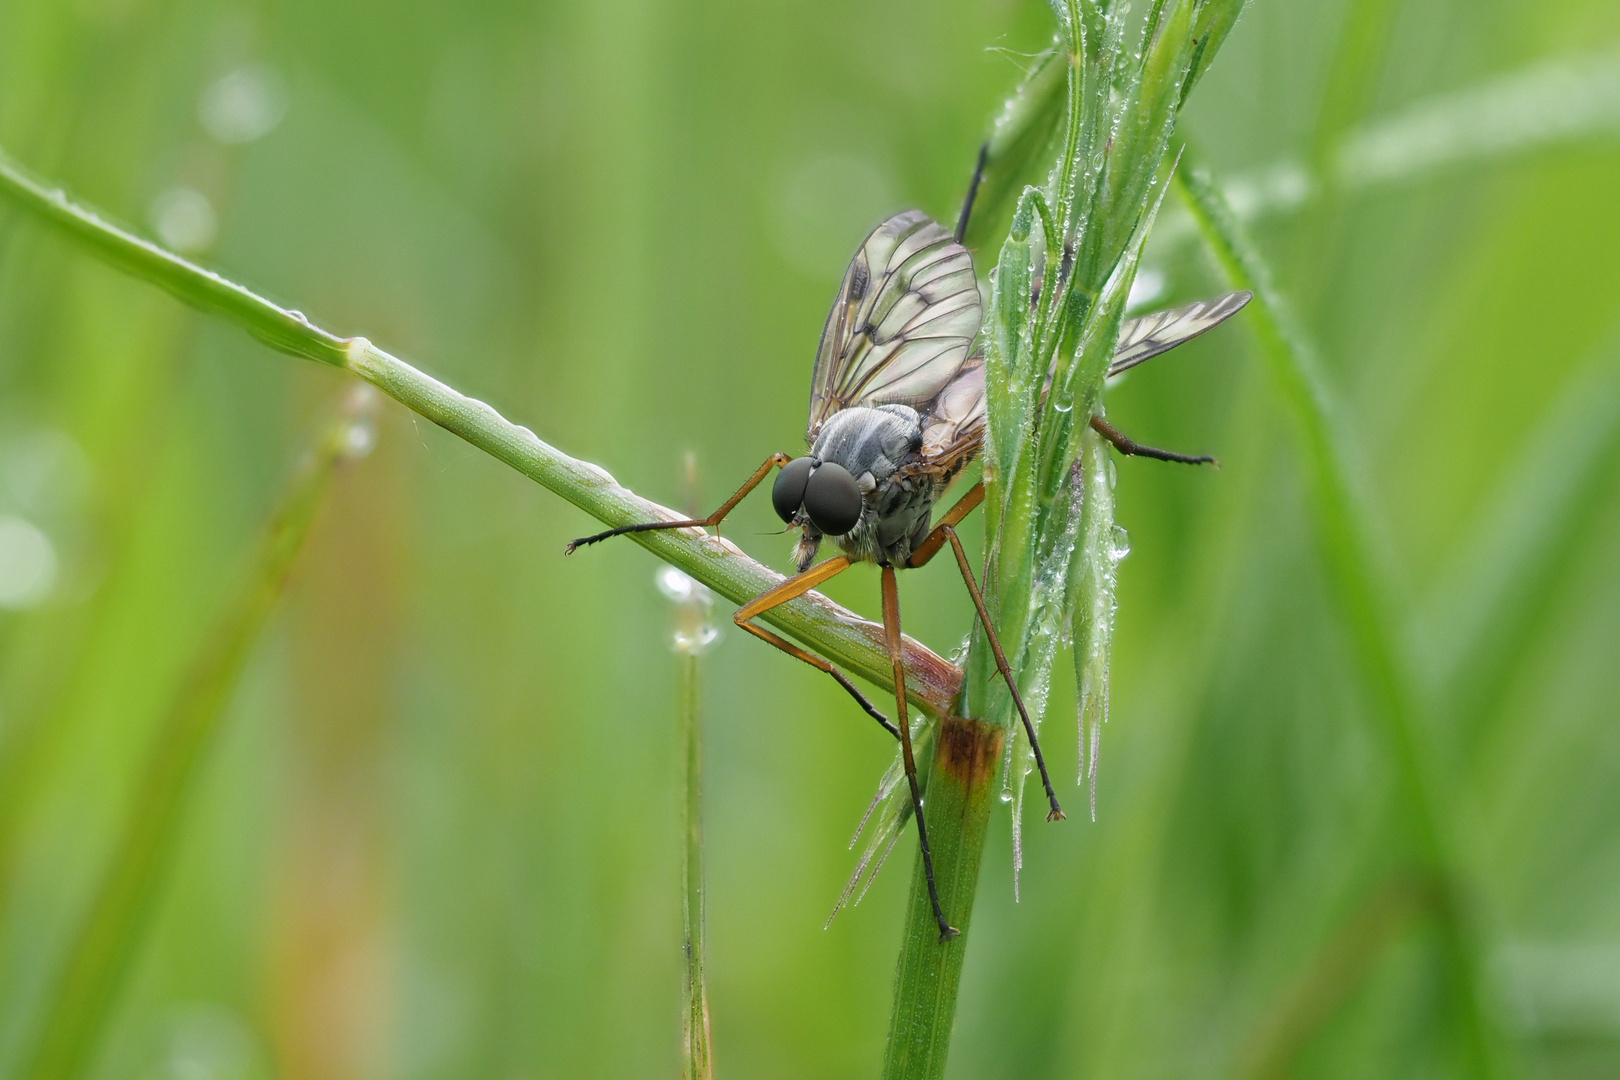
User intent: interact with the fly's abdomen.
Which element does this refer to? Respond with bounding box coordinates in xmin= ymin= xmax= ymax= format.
xmin=872 ymin=477 xmax=935 ymax=558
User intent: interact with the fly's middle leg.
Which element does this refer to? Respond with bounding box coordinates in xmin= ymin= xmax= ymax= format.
xmin=1089 ymin=415 xmax=1217 ymax=466
xmin=731 ymin=556 xmax=900 ymax=741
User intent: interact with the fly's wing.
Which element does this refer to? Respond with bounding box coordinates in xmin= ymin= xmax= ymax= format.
xmin=807 ymin=211 xmax=983 ymax=441
xmin=1109 ymin=291 xmax=1252 ymax=377
xmin=918 ymin=355 xmax=985 ymax=473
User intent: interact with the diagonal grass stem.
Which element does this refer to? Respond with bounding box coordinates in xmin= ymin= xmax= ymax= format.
xmin=0 ymin=149 xmax=959 ymax=721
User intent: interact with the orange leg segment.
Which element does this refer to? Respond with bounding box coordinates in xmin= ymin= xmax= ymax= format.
xmin=731 ymin=557 xmax=899 ymax=740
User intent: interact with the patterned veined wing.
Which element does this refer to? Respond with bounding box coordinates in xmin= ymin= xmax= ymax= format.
xmin=807 ymin=211 xmax=983 ymax=441
xmin=918 ymin=356 xmax=986 ymax=469
xmin=1109 ymin=291 xmax=1252 ymax=378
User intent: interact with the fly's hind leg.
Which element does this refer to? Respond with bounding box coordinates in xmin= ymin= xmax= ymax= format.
xmin=907 ymin=481 xmax=1065 ymax=822
xmin=880 ymin=565 xmax=959 ymax=941
xmin=738 ymin=559 xmax=955 ymax=939
xmin=732 ymin=556 xmax=899 ymax=741
xmin=1089 ymin=415 xmax=1217 ymax=466
xmin=954 ymin=142 xmax=989 ymax=245
xmin=565 ymin=453 xmax=791 ymax=553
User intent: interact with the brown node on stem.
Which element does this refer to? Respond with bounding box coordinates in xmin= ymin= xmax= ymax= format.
xmin=935 ymin=715 xmax=1005 ymax=789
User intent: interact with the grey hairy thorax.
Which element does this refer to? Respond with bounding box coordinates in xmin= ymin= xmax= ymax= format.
xmin=791 ymin=404 xmax=947 ymax=572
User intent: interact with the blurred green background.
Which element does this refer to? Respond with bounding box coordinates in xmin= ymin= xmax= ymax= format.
xmin=2 ymin=0 xmax=1619 ymax=1077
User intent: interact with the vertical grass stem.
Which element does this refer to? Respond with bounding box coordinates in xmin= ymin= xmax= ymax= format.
xmin=665 ymin=455 xmax=718 ymax=1080
xmin=678 ymin=642 xmax=714 ymax=1080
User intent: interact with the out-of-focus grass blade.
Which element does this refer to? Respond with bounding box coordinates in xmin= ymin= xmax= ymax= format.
xmin=1172 ymin=46 xmax=1620 ymax=258
xmin=1174 ymin=154 xmax=1512 ymax=1080
xmin=1414 ymin=332 xmax=1620 ymax=726
xmin=1238 ymin=873 xmax=1441 ymax=1080
xmin=17 ymin=387 xmax=378 ymax=1080
xmin=1306 ymin=0 xmax=1403 ymax=173
xmin=967 ymin=47 xmax=1066 ymax=253
xmin=659 ymin=457 xmax=720 ymax=1080
xmin=677 ymin=638 xmax=714 ymax=1080
xmin=1338 ymin=46 xmax=1620 ymax=188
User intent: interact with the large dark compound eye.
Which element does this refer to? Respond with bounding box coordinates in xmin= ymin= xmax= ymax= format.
xmin=804 ymin=461 xmax=862 ymax=536
xmin=772 ymin=457 xmax=815 ymax=523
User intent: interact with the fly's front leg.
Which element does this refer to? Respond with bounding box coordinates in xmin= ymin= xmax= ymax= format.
xmin=908 ymin=482 xmax=1064 ymax=822
xmin=881 ymin=565 xmax=959 ymax=942
xmin=565 ymin=452 xmax=791 ymax=553
xmin=732 ymin=557 xmax=900 ymax=741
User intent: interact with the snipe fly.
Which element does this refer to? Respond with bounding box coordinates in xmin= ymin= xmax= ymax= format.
xmin=569 ymin=157 xmax=1250 ymax=940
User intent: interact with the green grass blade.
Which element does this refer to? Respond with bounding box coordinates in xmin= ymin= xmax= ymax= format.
xmin=0 ymin=154 xmax=347 ymax=367
xmin=1415 ymin=334 xmax=1620 ymax=716
xmin=1174 ymin=155 xmax=1513 ymax=1080
xmin=1238 ymin=874 xmax=1440 ymax=1080
xmin=1306 ymin=0 xmax=1403 ymax=174
xmin=17 ymin=388 xmax=377 ymax=1080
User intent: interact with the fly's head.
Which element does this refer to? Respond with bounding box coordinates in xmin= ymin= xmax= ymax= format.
xmin=773 ymin=455 xmax=863 ymax=571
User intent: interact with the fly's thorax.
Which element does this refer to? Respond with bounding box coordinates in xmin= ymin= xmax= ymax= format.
xmin=810 ymin=405 xmax=923 ymax=489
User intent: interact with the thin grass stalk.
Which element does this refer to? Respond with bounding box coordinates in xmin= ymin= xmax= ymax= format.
xmin=0 ymin=149 xmax=959 ymax=721
xmin=678 ymin=644 xmax=714 ymax=1079
xmin=666 ymin=457 xmax=718 ymax=1080
xmin=18 ymin=387 xmax=378 ymax=1080
xmin=1174 ymin=157 xmax=1510 ymax=1079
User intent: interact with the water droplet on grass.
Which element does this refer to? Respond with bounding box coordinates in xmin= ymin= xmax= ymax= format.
xmin=658 ymin=566 xmax=719 ymax=655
